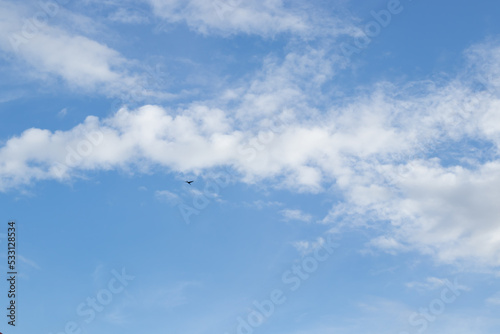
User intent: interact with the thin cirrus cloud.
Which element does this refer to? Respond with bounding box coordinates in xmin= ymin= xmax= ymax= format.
xmin=281 ymin=209 xmax=313 ymax=222
xmin=486 ymin=292 xmax=500 ymax=305
xmin=149 ymin=0 xmax=308 ymax=36
xmin=107 ymin=7 xmax=150 ymax=24
xmin=155 ymin=189 xmax=181 ymax=205
xmin=148 ymin=0 xmax=358 ymax=39
xmin=404 ymin=277 xmax=469 ymax=292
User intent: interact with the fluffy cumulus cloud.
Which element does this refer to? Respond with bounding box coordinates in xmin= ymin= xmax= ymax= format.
xmin=0 ymin=104 xmax=239 ymax=190
xmin=372 ymin=162 xmax=500 ymax=266
xmin=1 ymin=4 xmax=500 ymax=269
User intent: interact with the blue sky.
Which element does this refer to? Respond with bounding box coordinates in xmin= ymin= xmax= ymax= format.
xmin=1 ymin=0 xmax=500 ymax=333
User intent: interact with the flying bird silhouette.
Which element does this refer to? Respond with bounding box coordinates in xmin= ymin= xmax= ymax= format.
xmin=185 ymin=180 xmax=194 ymax=185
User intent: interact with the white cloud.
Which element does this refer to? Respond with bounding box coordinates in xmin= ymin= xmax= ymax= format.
xmin=0 ymin=1 xmax=165 ymax=99
xmin=281 ymin=209 xmax=312 ymax=222
xmin=244 ymin=200 xmax=283 ymax=209
xmin=155 ymin=189 xmax=180 ymax=205
xmin=91 ymin=263 xmax=106 ymax=283
xmin=386 ymin=163 xmax=500 ymax=265
xmin=108 ymin=7 xmax=150 ymax=24
xmin=103 ymin=309 xmax=129 ymax=325
xmin=2 ymin=39 xmax=500 ymax=269
xmin=288 ymin=298 xmax=498 ymax=334
xmin=149 ymin=0 xmax=358 ymax=39
xmin=18 ymin=254 xmax=40 ymax=270
xmin=292 ymin=236 xmax=325 ymax=255
xmin=149 ymin=0 xmax=308 ymax=37
xmin=406 ymin=277 xmax=452 ymax=291
xmin=132 ymin=281 xmax=200 ymax=311
xmin=57 ymin=108 xmax=67 ymax=118
xmin=367 ymin=236 xmax=405 ymax=254
xmin=486 ymin=291 xmax=500 ymax=305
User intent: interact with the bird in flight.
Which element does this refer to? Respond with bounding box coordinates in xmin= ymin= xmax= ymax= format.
xmin=185 ymin=180 xmax=194 ymax=185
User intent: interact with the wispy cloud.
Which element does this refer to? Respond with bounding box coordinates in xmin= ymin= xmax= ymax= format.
xmin=281 ymin=209 xmax=313 ymax=222
xmin=108 ymin=7 xmax=150 ymax=24
xmin=406 ymin=277 xmax=452 ymax=291
xmin=0 ymin=1 xmax=168 ymax=100
xmin=155 ymin=189 xmax=180 ymax=205
xmin=57 ymin=108 xmax=68 ymax=118
xmin=486 ymin=291 xmax=500 ymax=305
xmin=292 ymin=236 xmax=326 ymax=256
xmin=243 ymin=200 xmax=283 ymax=209
xmin=18 ymin=254 xmax=40 ymax=270
xmin=130 ymin=281 xmax=201 ymax=312
xmin=150 ymin=0 xmax=309 ymax=37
